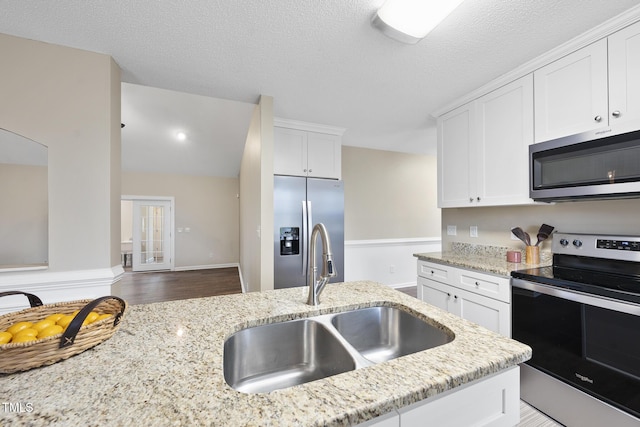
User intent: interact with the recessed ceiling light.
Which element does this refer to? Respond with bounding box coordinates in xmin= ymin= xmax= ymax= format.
xmin=372 ymin=0 xmax=465 ymax=44
xmin=176 ymin=131 xmax=187 ymax=141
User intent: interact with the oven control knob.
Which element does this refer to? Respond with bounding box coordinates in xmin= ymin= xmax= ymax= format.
xmin=559 ymin=238 xmax=569 ymax=247
xmin=573 ymin=239 xmax=583 ymax=248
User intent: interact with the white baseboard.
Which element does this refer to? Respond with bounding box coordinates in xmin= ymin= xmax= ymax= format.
xmin=344 ymin=237 xmax=441 ymax=288
xmin=0 ymin=265 xmax=125 ymax=315
xmin=173 ymin=263 xmax=239 ymax=272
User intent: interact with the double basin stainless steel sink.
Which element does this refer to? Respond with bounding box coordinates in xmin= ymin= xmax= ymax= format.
xmin=223 ymin=306 xmax=454 ymax=393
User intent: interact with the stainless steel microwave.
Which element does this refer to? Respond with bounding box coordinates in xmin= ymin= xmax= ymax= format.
xmin=530 ymin=129 xmax=640 ymax=201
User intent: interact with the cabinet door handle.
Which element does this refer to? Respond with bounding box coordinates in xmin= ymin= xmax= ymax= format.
xmin=303 ymin=169 xmax=307 ymax=172
xmin=454 ymin=295 xmax=458 ymax=300
xmin=469 ymin=197 xmax=473 ymax=203
xmin=430 ymin=270 xmax=434 ymax=275
xmin=475 ymin=281 xmax=480 ymax=287
xmin=612 ymin=110 xmax=621 ymax=118
xmin=594 ymin=115 xmax=602 ymax=122
xmin=447 ymin=293 xmax=451 ymax=297
xmin=476 ymin=196 xmax=481 ymax=202
xmin=308 ymin=169 xmax=312 ymax=173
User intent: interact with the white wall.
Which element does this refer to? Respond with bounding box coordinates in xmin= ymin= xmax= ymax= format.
xmin=0 ymin=164 xmax=48 ymax=265
xmin=341 ymin=146 xmax=441 ymax=287
xmin=345 ymin=238 xmax=441 ymax=288
xmin=0 ymin=33 xmax=121 ymax=313
xmin=121 ymin=171 xmax=240 ymax=269
xmin=239 ymin=96 xmax=274 ymax=293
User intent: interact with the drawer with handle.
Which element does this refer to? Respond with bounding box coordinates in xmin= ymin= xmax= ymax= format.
xmin=417 ymin=261 xmax=450 ymax=283
xmin=457 ymin=271 xmax=510 ymax=303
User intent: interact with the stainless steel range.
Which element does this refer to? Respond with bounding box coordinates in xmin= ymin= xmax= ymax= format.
xmin=511 ymin=232 xmax=640 ymax=427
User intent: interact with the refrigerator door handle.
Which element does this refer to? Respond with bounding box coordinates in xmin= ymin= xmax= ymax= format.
xmin=306 ymin=200 xmax=313 ymax=276
xmin=302 ymin=201 xmax=308 ymax=276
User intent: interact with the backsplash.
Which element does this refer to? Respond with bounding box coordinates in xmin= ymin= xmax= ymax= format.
xmin=441 ymin=198 xmax=640 ymax=250
xmin=450 ymin=242 xmax=511 ymax=257
xmin=450 ymin=242 xmax=552 ymax=264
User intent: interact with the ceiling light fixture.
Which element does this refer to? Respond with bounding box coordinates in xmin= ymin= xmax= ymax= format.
xmin=176 ymin=131 xmax=187 ymax=141
xmin=372 ymin=0 xmax=465 ymax=44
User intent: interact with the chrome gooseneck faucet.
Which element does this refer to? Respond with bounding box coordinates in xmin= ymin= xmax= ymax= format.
xmin=307 ymin=223 xmax=337 ymax=306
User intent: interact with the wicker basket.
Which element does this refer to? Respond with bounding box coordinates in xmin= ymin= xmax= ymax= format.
xmin=0 ymin=291 xmax=127 ymax=374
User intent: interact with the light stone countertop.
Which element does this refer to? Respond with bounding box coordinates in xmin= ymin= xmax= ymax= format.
xmin=415 ymin=242 xmax=553 ymax=277
xmin=0 ymin=281 xmax=531 ymax=426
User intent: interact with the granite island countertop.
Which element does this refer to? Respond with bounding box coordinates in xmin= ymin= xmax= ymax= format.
xmin=415 ymin=243 xmax=552 ymax=277
xmin=0 ymin=281 xmax=531 ymax=426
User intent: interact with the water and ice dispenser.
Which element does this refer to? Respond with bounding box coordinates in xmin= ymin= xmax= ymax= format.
xmin=279 ymin=227 xmax=299 ymax=256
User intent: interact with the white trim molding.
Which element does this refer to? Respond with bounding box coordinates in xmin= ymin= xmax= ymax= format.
xmin=0 ymin=265 xmax=124 ymax=314
xmin=173 ymin=263 xmax=239 ymax=272
xmin=274 ymin=117 xmax=346 ymax=136
xmin=344 ymin=237 xmax=441 ymax=288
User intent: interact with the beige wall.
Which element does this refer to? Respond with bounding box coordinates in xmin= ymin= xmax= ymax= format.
xmin=441 ymin=198 xmax=640 ymax=251
xmin=0 ymin=164 xmax=48 ymax=265
xmin=122 ymin=172 xmax=239 ymax=268
xmin=239 ymin=96 xmax=274 ymax=292
xmin=342 ymin=146 xmax=441 ymax=240
xmin=0 ymin=33 xmax=121 ymax=273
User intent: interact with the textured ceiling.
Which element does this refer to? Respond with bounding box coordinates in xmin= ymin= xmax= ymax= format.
xmin=1 ymin=0 xmax=639 ymax=176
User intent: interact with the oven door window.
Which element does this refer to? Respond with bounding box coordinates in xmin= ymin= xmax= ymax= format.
xmin=512 ymin=287 xmax=640 ymax=418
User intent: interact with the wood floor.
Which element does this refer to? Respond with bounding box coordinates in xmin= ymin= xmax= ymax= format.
xmin=116 ymin=272 xmax=562 ymax=426
xmin=115 ymin=267 xmax=242 ymax=305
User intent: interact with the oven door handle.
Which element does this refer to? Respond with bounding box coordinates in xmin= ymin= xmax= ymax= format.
xmin=511 ymin=278 xmax=640 ymax=316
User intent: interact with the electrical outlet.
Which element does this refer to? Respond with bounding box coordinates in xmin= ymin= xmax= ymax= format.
xmin=389 ymin=265 xmax=396 ymax=274
xmin=447 ymin=225 xmax=457 ymax=236
xmin=470 ymin=226 xmax=478 ymax=238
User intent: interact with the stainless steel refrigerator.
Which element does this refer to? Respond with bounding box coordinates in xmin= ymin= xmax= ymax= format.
xmin=274 ymin=175 xmax=344 ymax=289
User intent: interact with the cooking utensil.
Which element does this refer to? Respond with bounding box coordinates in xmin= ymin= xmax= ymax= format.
xmin=511 ymin=227 xmax=529 ymax=246
xmin=535 ymin=224 xmax=555 ymax=246
xmin=524 ymin=232 xmax=531 ymax=246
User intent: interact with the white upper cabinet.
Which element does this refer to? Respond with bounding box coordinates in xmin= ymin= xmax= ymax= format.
xmin=476 ymin=74 xmax=534 ymax=206
xmin=273 ymin=127 xmax=307 ymax=176
xmin=608 ymin=20 xmax=640 ymax=133
xmin=534 ymin=20 xmax=640 ymax=142
xmin=533 ymin=39 xmax=608 ymax=142
xmin=437 ymin=75 xmax=534 ymax=208
xmin=437 ymin=102 xmax=474 ymax=207
xmin=273 ymin=119 xmax=343 ymax=179
xmin=305 ymin=132 xmax=342 ymax=179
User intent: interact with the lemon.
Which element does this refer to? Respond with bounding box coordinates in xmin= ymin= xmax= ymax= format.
xmin=0 ymin=331 xmax=12 ymax=344
xmin=13 ymin=328 xmax=38 ymax=340
xmin=37 ymin=324 xmax=64 ymax=339
xmin=11 ymin=335 xmax=37 ymax=344
xmin=82 ymin=311 xmax=100 ymax=325
xmin=95 ymin=313 xmax=112 ymax=322
xmin=32 ymin=319 xmax=55 ymax=333
xmin=45 ymin=313 xmax=65 ymax=323
xmin=6 ymin=321 xmax=33 ymax=335
xmin=56 ymin=315 xmax=75 ymax=329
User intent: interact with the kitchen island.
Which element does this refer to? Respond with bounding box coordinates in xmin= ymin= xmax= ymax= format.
xmin=0 ymin=281 xmax=531 ymax=426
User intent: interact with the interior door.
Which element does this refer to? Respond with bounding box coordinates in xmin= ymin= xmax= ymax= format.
xmin=132 ymin=200 xmax=172 ymax=271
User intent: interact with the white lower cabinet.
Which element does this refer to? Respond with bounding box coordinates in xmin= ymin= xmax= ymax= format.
xmin=418 ymin=276 xmax=511 ymax=337
xmin=356 ymin=411 xmax=400 ymax=427
xmin=357 ymin=367 xmax=521 ymax=427
xmin=417 ymin=260 xmax=511 ymax=337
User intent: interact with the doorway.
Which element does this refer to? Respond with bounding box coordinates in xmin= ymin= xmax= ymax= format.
xmin=121 ymin=196 xmax=175 ymax=272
